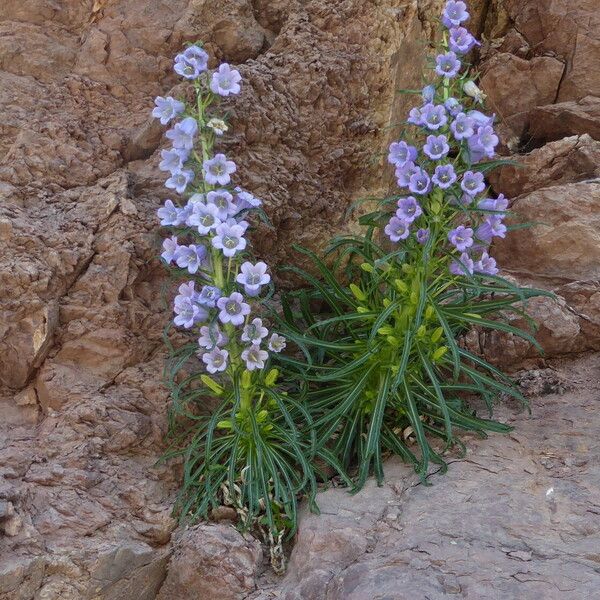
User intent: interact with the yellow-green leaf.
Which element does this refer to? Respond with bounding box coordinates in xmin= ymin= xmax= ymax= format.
xmin=201 ymin=375 xmax=224 ymax=396
xmin=241 ymin=369 xmax=253 ymax=389
xmin=432 ymin=346 xmax=448 ymax=361
xmin=264 ymin=368 xmax=279 ymax=387
xmin=349 ymin=283 xmax=367 ymax=301
xmin=431 ymin=327 xmax=444 ymax=343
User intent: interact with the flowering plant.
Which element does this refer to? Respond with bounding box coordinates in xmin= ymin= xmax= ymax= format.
xmin=275 ymin=1 xmax=549 ymax=489
xmin=154 ymin=45 xmax=321 ymax=560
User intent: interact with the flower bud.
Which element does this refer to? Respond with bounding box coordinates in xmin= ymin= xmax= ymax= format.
xmin=463 ymin=80 xmax=486 ymax=104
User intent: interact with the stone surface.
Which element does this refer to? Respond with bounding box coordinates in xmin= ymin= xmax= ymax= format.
xmin=253 ymin=353 xmax=600 ymax=600
xmin=494 ymin=181 xmax=600 ymax=283
xmin=157 ymin=524 xmax=263 ymax=600
xmin=489 ymin=135 xmax=600 ymax=198
xmin=529 ymin=97 xmax=600 ymax=143
xmin=480 ymin=53 xmax=564 ymax=140
xmin=490 ymin=180 xmax=600 ymax=361
xmin=478 ymin=0 xmax=600 ymax=146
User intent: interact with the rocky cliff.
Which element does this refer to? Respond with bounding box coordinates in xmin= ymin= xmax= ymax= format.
xmin=0 ymin=0 xmax=598 ymax=598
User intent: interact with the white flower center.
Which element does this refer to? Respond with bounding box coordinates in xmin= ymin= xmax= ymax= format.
xmin=226 ymin=301 xmax=240 ymax=314
xmin=223 ymin=235 xmax=238 ymax=249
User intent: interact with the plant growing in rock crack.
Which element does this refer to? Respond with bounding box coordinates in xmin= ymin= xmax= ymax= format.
xmin=153 ymin=45 xmax=329 ymax=568
xmin=274 ymin=0 xmax=551 ymax=490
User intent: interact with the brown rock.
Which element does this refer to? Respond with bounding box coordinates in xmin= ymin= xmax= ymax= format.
xmin=466 ymin=294 xmax=581 ymax=368
xmin=157 ymin=524 xmax=262 ymax=600
xmin=480 ymin=53 xmax=564 ymax=140
xmin=494 ymin=182 xmax=600 ymax=283
xmin=529 ymin=97 xmax=600 ymax=143
xmin=500 ymin=0 xmax=600 ymax=102
xmin=489 ymin=135 xmax=600 ymax=198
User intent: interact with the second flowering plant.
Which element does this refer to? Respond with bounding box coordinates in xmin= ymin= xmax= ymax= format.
xmin=275 ymin=0 xmax=549 ymax=490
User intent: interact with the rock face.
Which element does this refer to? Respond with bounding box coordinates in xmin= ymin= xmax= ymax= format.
xmin=157 ymin=525 xmax=263 ymax=600
xmin=0 ymin=0 xmax=599 ymax=598
xmin=476 ymin=0 xmax=600 ymax=365
xmin=252 ymin=353 xmax=600 ymax=600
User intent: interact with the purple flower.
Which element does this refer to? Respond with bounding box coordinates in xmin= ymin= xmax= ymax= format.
xmin=234 ymin=187 xmax=262 ymax=210
xmin=165 ymin=169 xmax=194 ymax=194
xmin=236 ymin=261 xmax=270 ymax=297
xmin=461 ymin=170 xmax=486 ymax=195
xmin=423 ymin=134 xmax=450 ymax=160
xmin=448 ymin=225 xmax=474 ymax=251
xmin=474 ymin=252 xmax=499 ymax=276
xmin=174 ymin=46 xmax=208 ymax=79
xmin=210 ymin=63 xmax=242 ymax=96
xmin=432 ymin=164 xmax=457 ymax=189
xmin=175 ymin=244 xmax=207 ymax=274
xmin=416 ymin=228 xmax=430 ymax=245
xmin=407 ymin=106 xmax=423 ymax=126
xmin=477 ymin=215 xmax=507 ymax=242
xmin=161 ymin=235 xmax=179 ymax=263
xmin=198 ymin=324 xmax=228 ymax=350
xmin=241 ymin=318 xmax=269 ymax=343
xmin=396 ymin=196 xmax=422 ymax=222
xmin=478 ymin=193 xmax=508 ymax=212
xmin=442 ymin=1 xmax=469 ymax=28
xmin=450 ymin=113 xmax=475 ymax=140
xmin=198 ymin=285 xmax=222 ymax=308
xmin=395 ymin=161 xmax=419 ymax=188
xmin=470 ymin=125 xmax=499 ymax=159
xmin=444 ymin=97 xmax=462 ymax=116
xmin=187 ymin=202 xmax=221 ymax=235
xmin=166 ymin=117 xmax=198 ymax=150
xmin=468 ymin=110 xmax=495 ymax=129
xmin=203 ymin=153 xmax=236 ymax=186
xmin=435 ymin=51 xmax=461 ymax=78
xmin=176 ymin=281 xmax=198 ymax=301
xmin=212 ymin=223 xmax=247 ymax=257
xmin=241 ymin=344 xmax=268 ymax=371
xmin=175 ymin=203 xmax=193 ymax=226
xmin=385 ymin=216 xmax=410 ymax=242
xmin=422 ymin=85 xmax=436 ymax=103
xmin=174 ymin=297 xmax=206 ymax=329
xmin=268 ymin=333 xmax=287 ymax=353
xmin=217 ymin=292 xmax=251 ymax=326
xmin=183 ymin=45 xmax=209 ymax=64
xmin=186 ymin=193 xmax=204 ymax=207
xmin=206 ymin=189 xmax=236 ymax=220
xmin=421 ymin=103 xmax=448 ymax=130
xmin=152 ymin=96 xmax=185 ymax=125
xmin=450 ymin=252 xmax=474 ymax=276
xmin=157 ymin=199 xmax=179 ymax=226
xmin=449 ymin=27 xmax=479 ymax=54
xmin=388 ymin=141 xmax=418 ymax=167
xmin=159 ymin=148 xmax=189 ymax=174
xmin=408 ymin=168 xmax=431 ymax=195
xmin=202 ymin=347 xmax=229 ymax=374
xmin=227 ymin=217 xmax=249 ymax=233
